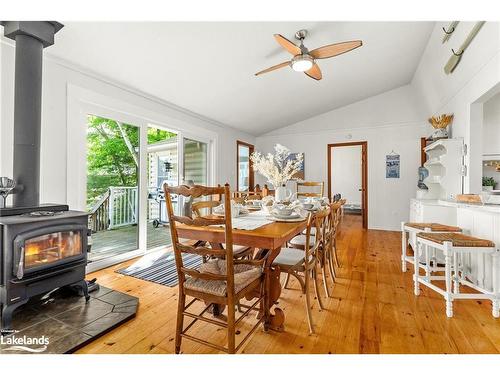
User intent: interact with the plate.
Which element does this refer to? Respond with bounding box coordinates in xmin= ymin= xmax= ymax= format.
xmin=214 ymin=211 xmax=249 ymax=217
xmin=269 ymin=216 xmax=306 ymax=223
xmin=272 ymin=213 xmax=300 ymax=219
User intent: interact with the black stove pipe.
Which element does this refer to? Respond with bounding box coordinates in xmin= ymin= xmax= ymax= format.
xmin=1 ymin=21 xmax=63 ymax=207
xmin=12 ymin=34 xmax=43 ymax=207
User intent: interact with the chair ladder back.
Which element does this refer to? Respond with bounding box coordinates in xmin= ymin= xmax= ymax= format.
xmin=304 ymin=208 xmax=329 ymax=270
xmin=331 ymin=201 xmax=341 ymax=229
xmin=322 ymin=206 xmax=334 ymax=248
xmin=163 ymin=183 xmax=235 ymax=291
xmin=296 ymin=181 xmax=325 ymax=198
xmin=192 ymin=200 xmax=220 ymax=217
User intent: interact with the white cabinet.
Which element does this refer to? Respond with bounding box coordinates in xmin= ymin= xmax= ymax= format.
xmin=408 ymin=198 xmax=500 ymax=291
xmin=409 ymin=199 xmax=457 ymax=224
xmin=408 ymin=199 xmax=458 ymax=252
xmin=457 ymin=206 xmax=500 ymax=290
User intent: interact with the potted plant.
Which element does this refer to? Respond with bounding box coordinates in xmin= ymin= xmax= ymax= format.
xmin=250 ymin=144 xmax=303 ymax=203
xmin=482 ymin=177 xmax=496 ymax=192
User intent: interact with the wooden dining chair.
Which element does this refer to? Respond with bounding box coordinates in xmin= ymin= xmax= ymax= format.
xmin=331 ymin=201 xmax=343 ymax=269
xmin=164 ymin=183 xmax=266 ymax=354
xmin=192 ymin=200 xmax=220 ymax=217
xmin=296 ymin=181 xmax=324 ymax=198
xmin=289 ymin=207 xmax=333 ymax=297
xmin=232 ymin=190 xmax=261 ymax=201
xmin=272 ymin=210 xmax=328 ymax=334
xmin=339 ymin=198 xmax=346 ymax=221
xmin=324 ymin=201 xmax=342 ymax=281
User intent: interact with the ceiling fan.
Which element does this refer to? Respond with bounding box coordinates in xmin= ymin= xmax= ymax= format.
xmin=255 ymin=29 xmax=362 ymax=81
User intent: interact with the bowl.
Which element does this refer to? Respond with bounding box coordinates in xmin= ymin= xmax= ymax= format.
xmin=274 ymin=207 xmax=293 ymax=216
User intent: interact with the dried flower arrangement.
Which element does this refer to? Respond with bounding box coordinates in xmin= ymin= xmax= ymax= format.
xmin=250 ymin=144 xmax=303 ymax=188
xmin=428 ymin=114 xmax=454 ymax=139
xmin=428 ymin=114 xmax=454 ymax=129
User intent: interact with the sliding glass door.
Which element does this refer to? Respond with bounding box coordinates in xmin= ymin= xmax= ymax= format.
xmin=86 ymin=115 xmax=140 ymax=262
xmin=146 ymin=125 xmax=178 ymax=251
xmin=183 ymin=138 xmax=208 ymax=185
xmin=85 ymin=111 xmax=212 ymax=269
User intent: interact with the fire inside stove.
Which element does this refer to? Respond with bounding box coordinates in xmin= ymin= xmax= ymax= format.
xmin=24 ymin=230 xmax=83 ymax=270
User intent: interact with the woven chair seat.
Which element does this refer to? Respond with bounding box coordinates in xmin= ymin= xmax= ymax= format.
xmin=184 ymin=259 xmax=262 ymax=297
xmin=405 ymin=222 xmax=462 ymax=232
xmin=417 ymin=232 xmax=495 ymax=248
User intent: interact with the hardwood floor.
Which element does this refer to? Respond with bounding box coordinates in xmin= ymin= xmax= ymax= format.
xmin=77 ymin=214 xmax=500 ymax=354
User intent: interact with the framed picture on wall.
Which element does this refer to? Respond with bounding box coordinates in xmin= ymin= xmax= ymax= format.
xmin=386 ymin=153 xmax=400 ymax=178
xmin=287 ymin=153 xmax=305 ymax=180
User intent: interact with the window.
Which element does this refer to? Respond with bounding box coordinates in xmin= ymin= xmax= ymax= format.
xmin=237 ymin=141 xmax=254 ymax=191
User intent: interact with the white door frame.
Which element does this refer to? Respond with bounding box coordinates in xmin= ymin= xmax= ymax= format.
xmin=67 ymin=85 xmax=216 ymax=272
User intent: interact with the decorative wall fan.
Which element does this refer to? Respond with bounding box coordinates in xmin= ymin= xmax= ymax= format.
xmin=255 ymin=29 xmax=362 ymax=81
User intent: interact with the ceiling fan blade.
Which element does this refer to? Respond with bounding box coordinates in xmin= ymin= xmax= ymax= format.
xmin=305 ymin=63 xmax=322 ymax=80
xmin=255 ymin=61 xmax=290 ymax=76
xmin=309 ymin=40 xmax=362 ymax=59
xmin=274 ymin=34 xmax=301 ymax=55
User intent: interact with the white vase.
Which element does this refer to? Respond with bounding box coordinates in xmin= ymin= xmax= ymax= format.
xmin=431 ymin=128 xmax=449 ymax=139
xmin=275 ymin=185 xmax=292 ymax=203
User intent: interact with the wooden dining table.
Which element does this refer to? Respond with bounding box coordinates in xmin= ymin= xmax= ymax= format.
xmin=175 ymin=215 xmax=307 ymax=332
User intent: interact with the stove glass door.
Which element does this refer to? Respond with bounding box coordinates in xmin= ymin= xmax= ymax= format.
xmin=24 ymin=230 xmax=83 ymax=271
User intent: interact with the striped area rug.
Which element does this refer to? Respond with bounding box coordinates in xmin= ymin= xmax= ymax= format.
xmin=116 ymin=252 xmax=202 ymax=286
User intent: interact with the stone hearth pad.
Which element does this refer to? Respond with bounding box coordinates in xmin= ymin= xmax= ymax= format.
xmin=0 ymin=286 xmax=138 ymax=354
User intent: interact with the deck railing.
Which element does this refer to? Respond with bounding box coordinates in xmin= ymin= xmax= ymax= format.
xmin=88 ymin=190 xmax=110 ymax=232
xmin=109 ymin=186 xmax=139 ymax=229
xmin=89 ymin=186 xmax=139 ymax=232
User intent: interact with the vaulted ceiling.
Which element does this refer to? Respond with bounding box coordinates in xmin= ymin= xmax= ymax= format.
xmin=46 ymin=22 xmax=434 ymax=135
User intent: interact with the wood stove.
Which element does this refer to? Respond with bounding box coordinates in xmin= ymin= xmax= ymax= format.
xmin=0 ymin=22 xmax=92 ymax=332
xmin=0 ymin=208 xmax=90 ymax=330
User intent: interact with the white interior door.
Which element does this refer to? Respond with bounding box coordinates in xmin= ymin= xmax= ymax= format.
xmin=330 ymin=145 xmax=362 ymax=208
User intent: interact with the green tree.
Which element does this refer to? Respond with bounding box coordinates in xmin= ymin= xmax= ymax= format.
xmin=86 ymin=115 xmax=175 ymax=209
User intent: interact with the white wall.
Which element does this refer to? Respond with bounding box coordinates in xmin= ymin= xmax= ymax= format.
xmin=256 ymin=85 xmax=428 ymax=231
xmin=330 ymin=145 xmax=362 ymax=206
xmin=483 ymin=92 xmax=500 ymax=155
xmin=0 ymin=40 xmax=255 ymax=204
xmin=264 ymin=85 xmax=427 ymax=136
xmin=412 ymin=22 xmax=500 ymax=193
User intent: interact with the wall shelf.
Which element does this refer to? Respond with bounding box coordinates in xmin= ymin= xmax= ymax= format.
xmin=425 ymin=157 xmax=443 ymax=166
xmin=421 ymin=138 xmax=464 ymax=200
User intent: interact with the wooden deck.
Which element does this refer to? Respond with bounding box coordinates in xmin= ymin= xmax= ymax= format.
xmin=80 ymin=215 xmax=500 ymax=354
xmin=90 ymin=223 xmax=172 ymax=261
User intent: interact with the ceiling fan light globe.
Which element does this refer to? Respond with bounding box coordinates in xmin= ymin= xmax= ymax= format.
xmin=291 ymin=55 xmax=314 ymax=72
